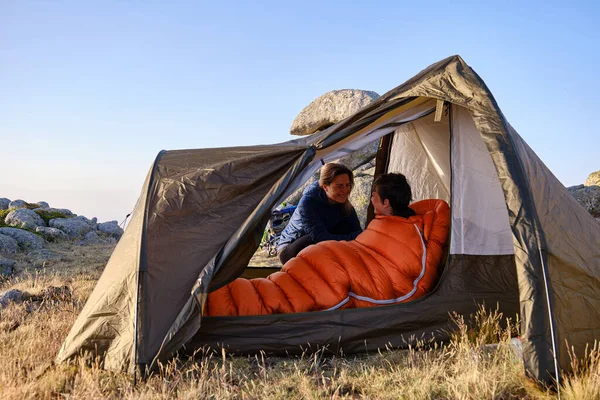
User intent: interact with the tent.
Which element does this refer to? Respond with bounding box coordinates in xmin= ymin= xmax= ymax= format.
xmin=56 ymin=55 xmax=600 ymax=384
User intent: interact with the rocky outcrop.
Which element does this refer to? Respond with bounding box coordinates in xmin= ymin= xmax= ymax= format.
xmin=568 ymin=185 xmax=600 ymax=218
xmin=0 ymin=197 xmax=122 ymax=279
xmin=585 ymin=170 xmax=600 ymax=187
xmin=0 ymin=234 xmax=19 ymax=254
xmin=290 ymin=89 xmax=380 ymax=136
xmin=5 ymin=208 xmax=46 ymax=230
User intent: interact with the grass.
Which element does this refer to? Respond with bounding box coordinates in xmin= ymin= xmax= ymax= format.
xmin=1 ymin=242 xmax=599 ymax=399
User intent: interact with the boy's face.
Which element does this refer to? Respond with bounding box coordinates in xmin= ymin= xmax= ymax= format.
xmin=371 ymin=189 xmax=391 ymax=216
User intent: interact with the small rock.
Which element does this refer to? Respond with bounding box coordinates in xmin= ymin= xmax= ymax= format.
xmin=49 ymin=218 xmax=91 ymax=238
xmin=0 ymin=198 xmax=10 ymax=210
xmin=37 ymin=201 xmax=50 ymax=209
xmin=0 ymin=234 xmax=19 ymax=254
xmin=585 ymin=170 xmax=600 ymax=187
xmin=0 ymin=256 xmax=15 ymax=278
xmin=0 ymin=227 xmax=45 ymax=251
xmin=5 ymin=208 xmax=46 ymax=230
xmin=97 ymin=221 xmax=123 ymax=238
xmin=35 ymin=226 xmax=67 ymax=241
xmin=8 ymin=199 xmax=27 ymax=209
xmin=0 ymin=289 xmax=24 ymax=307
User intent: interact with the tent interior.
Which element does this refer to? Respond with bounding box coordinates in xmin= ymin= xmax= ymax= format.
xmin=241 ymin=98 xmax=514 ymax=281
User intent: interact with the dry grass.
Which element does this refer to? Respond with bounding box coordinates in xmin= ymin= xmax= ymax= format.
xmin=1 ymin=243 xmax=598 ymax=399
xmin=248 ymin=247 xmax=282 ymax=268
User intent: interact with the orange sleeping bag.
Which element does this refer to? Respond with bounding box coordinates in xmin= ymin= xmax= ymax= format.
xmin=206 ymin=199 xmax=450 ymax=317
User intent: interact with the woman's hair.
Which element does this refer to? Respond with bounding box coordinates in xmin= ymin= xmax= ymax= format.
xmin=319 ymin=163 xmax=354 ymax=188
xmin=372 ymin=173 xmax=414 ymax=217
xmin=319 ymin=163 xmax=354 ymax=213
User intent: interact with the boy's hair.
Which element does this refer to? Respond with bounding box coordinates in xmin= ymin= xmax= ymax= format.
xmin=372 ymin=173 xmax=413 ymax=215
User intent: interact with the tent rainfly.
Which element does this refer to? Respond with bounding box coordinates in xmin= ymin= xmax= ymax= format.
xmin=56 ymin=55 xmax=600 ymax=385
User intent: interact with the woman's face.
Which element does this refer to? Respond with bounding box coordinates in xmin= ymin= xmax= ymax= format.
xmin=322 ymin=174 xmax=352 ymax=204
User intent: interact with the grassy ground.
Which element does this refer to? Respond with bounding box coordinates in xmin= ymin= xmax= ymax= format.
xmin=1 ymin=242 xmax=599 ymax=399
xmin=249 ymin=247 xmax=282 ymax=268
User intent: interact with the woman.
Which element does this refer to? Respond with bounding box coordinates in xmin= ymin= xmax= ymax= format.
xmin=276 ymin=163 xmax=362 ymax=264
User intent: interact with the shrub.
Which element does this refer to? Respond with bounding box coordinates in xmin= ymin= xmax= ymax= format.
xmin=0 ymin=209 xmax=10 ymax=227
xmin=35 ymin=210 xmax=68 ymax=225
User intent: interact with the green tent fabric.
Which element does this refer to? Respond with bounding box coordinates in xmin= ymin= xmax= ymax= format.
xmin=56 ymin=55 xmax=600 ymax=384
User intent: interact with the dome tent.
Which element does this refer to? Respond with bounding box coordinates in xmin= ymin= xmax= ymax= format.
xmin=56 ymin=55 xmax=600 ymax=385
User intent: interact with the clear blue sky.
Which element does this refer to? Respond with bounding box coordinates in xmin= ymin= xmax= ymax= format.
xmin=1 ymin=1 xmax=598 ymax=222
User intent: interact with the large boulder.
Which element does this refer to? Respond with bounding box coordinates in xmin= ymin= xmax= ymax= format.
xmin=349 ymin=162 xmax=377 ymax=228
xmin=338 ymin=140 xmax=378 ymax=170
xmin=5 ymin=208 xmax=46 ymax=230
xmin=290 ymin=89 xmax=380 ymax=136
xmin=37 ymin=201 xmax=50 ymax=209
xmin=0 ymin=227 xmax=45 ymax=251
xmin=0 ymin=234 xmax=19 ymax=254
xmin=49 ymin=218 xmax=91 ymax=238
xmin=568 ymin=185 xmax=600 ymax=218
xmin=97 ymin=221 xmax=123 ymax=238
xmin=8 ymin=199 xmax=27 ymax=209
xmin=0 ymin=198 xmax=10 ymax=210
xmin=585 ymin=170 xmax=600 ymax=187
xmin=35 ymin=226 xmax=67 ymax=241
xmin=0 ymin=256 xmax=15 ymax=279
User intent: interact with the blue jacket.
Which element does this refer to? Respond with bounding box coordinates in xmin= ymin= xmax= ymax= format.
xmin=277 ymin=182 xmax=362 ymax=251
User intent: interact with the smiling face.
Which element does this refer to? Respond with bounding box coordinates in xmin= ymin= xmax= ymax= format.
xmin=371 ymin=188 xmax=392 ymax=216
xmin=322 ymin=174 xmax=352 ymax=204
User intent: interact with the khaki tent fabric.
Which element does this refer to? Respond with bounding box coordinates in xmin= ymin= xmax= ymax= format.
xmin=58 ymin=143 xmax=310 ymax=371
xmin=56 ymin=55 xmax=600 ymax=384
xmin=509 ymin=126 xmax=600 ymax=369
